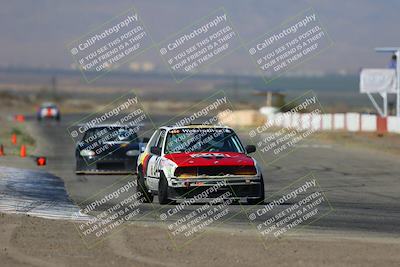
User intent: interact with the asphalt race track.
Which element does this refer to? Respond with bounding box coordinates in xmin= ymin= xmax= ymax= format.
xmin=9 ymin=114 xmax=400 ymax=237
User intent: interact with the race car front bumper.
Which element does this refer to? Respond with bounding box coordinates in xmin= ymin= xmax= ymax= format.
xmin=75 ymin=156 xmax=138 ymax=174
xmin=167 ymin=176 xmax=263 ymax=200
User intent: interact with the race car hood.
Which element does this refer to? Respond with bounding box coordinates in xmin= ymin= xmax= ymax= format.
xmin=164 ymin=152 xmax=254 ymax=167
xmin=77 ymin=141 xmax=143 ymax=157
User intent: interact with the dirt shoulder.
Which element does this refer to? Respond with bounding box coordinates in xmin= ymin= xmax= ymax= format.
xmin=0 ymin=213 xmax=399 ymax=267
xmin=314 ymin=131 xmax=400 ymax=156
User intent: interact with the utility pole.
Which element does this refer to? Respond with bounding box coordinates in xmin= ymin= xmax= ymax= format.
xmin=51 ymin=75 xmax=57 ymax=100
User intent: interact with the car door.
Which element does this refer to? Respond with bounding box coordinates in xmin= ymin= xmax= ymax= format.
xmin=146 ymin=129 xmax=165 ymax=190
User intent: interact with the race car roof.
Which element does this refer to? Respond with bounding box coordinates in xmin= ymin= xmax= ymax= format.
xmin=40 ymin=102 xmax=58 ymax=108
xmin=76 ymin=123 xmax=144 ymax=129
xmin=159 ymin=124 xmax=232 ymax=131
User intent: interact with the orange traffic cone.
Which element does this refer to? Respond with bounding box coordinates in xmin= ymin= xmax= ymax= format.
xmin=36 ymin=157 xmax=46 ymax=166
xmin=15 ymin=115 xmax=25 ymax=122
xmin=11 ymin=134 xmax=17 ymax=145
xmin=20 ymin=145 xmax=26 ymax=158
xmin=0 ymin=144 xmax=4 ymax=156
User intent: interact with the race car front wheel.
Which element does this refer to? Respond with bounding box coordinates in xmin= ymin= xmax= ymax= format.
xmin=75 ymin=160 xmax=84 ymax=175
xmin=247 ymin=175 xmax=265 ymax=205
xmin=158 ymin=173 xmax=171 ymax=205
xmin=137 ymin=168 xmax=154 ymax=203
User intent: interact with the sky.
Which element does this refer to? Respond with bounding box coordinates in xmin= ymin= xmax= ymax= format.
xmin=0 ymin=0 xmax=399 ymax=75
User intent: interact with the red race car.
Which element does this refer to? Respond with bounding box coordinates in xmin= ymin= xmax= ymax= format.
xmin=137 ymin=125 xmax=265 ymax=205
xmin=36 ymin=102 xmax=60 ymax=121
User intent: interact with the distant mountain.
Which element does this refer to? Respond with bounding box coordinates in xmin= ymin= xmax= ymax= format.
xmin=0 ymin=0 xmax=398 ymax=74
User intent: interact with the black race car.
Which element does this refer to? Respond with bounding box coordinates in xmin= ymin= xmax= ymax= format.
xmin=75 ymin=125 xmax=146 ymax=174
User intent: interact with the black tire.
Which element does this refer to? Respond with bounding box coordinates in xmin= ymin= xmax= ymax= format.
xmin=137 ymin=167 xmax=154 ymax=203
xmin=75 ymin=160 xmax=86 ymax=175
xmin=247 ymin=175 xmax=265 ymax=205
xmin=75 ymin=168 xmax=84 ymax=175
xmin=230 ymin=199 xmax=240 ymax=205
xmin=158 ymin=172 xmax=171 ymax=205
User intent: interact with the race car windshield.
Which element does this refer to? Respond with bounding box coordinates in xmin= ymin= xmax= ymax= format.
xmin=82 ymin=127 xmax=138 ymax=145
xmin=165 ymin=128 xmax=244 ymax=154
xmin=41 ymin=104 xmax=57 ymax=109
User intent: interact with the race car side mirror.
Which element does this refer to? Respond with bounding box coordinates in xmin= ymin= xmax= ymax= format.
xmin=142 ymin=137 xmax=150 ymax=143
xmin=150 ymin=146 xmax=161 ymax=156
xmin=245 ymin=145 xmax=256 ymax=154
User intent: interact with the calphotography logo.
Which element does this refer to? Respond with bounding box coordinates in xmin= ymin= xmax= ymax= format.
xmin=244 ymin=173 xmax=334 ymax=249
xmin=73 ymin=175 xmax=156 ymax=248
xmin=245 ymin=8 xmax=333 ymax=84
xmin=67 ymin=6 xmax=153 ymax=83
xmin=156 ymin=180 xmax=236 ymax=249
xmin=157 ymin=7 xmax=242 ymax=82
xmin=248 ymin=90 xmax=324 ymax=165
xmin=67 ymin=90 xmax=156 ymax=169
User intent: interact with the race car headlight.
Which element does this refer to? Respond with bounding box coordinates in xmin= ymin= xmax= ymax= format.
xmin=80 ymin=149 xmax=95 ymax=157
xmin=175 ymin=167 xmax=197 ymax=178
xmin=126 ymin=150 xmax=140 ymax=156
xmin=233 ymin=166 xmax=257 ymax=175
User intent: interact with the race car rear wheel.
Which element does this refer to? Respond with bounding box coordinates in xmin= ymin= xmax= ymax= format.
xmin=158 ymin=173 xmax=171 ymax=205
xmin=137 ymin=167 xmax=153 ymax=203
xmin=247 ymin=175 xmax=265 ymax=205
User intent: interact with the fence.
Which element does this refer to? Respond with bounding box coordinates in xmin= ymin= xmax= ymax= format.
xmin=265 ymin=112 xmax=400 ymax=134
